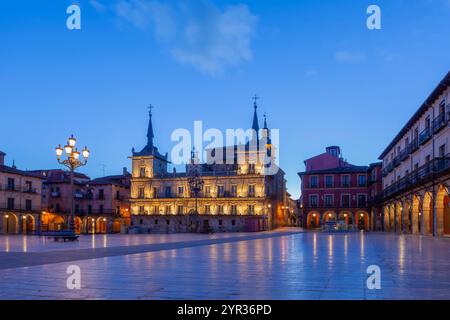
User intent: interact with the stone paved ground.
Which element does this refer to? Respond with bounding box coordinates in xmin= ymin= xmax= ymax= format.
xmin=0 ymin=229 xmax=449 ymax=300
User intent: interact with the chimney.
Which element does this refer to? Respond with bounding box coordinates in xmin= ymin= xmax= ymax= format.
xmin=326 ymin=146 xmax=341 ymax=158
xmin=0 ymin=151 xmax=5 ymax=166
xmin=123 ymin=167 xmax=129 ymax=176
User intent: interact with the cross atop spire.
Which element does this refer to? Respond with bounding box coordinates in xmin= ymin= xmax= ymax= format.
xmin=148 ymin=104 xmax=154 ymax=115
xmin=252 ymin=94 xmax=260 ymax=109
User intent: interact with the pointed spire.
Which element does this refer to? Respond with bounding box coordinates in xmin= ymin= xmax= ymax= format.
xmin=252 ymin=95 xmax=260 ymax=133
xmin=147 ymin=104 xmax=154 ymax=149
xmin=263 ymin=112 xmax=268 ymax=129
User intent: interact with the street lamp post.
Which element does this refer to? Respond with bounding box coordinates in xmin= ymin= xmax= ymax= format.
xmin=188 ymin=172 xmax=204 ymax=215
xmin=55 ymin=134 xmax=90 ymax=232
xmin=188 ymin=149 xmax=204 ymax=216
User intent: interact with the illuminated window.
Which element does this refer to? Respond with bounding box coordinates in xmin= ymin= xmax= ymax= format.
xmin=205 ymin=186 xmax=211 ymax=197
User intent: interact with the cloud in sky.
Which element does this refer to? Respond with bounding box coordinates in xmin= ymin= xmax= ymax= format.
xmin=93 ymin=0 xmax=258 ymax=74
xmin=335 ymin=51 xmax=366 ymax=63
xmin=90 ymin=0 xmax=107 ymax=12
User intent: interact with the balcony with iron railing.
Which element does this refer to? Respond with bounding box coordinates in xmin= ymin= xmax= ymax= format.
xmin=433 ymin=112 xmax=448 ymax=134
xmin=22 ymin=187 xmax=38 ymax=194
xmin=382 ymin=162 xmax=394 ymax=177
xmin=419 ymin=127 xmax=432 ymax=145
xmin=0 ymin=184 xmax=22 ymax=192
xmin=0 ymin=184 xmax=39 ymax=194
xmin=382 ymin=112 xmax=449 ymax=177
xmin=409 ymin=138 xmax=419 ymax=153
xmin=382 ymin=155 xmax=450 ymax=200
xmin=0 ymin=202 xmax=40 ymax=213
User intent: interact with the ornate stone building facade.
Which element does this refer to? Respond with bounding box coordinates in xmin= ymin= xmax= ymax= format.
xmin=0 ymin=151 xmax=43 ymax=234
xmin=129 ymin=105 xmax=289 ymax=233
xmin=378 ymin=71 xmax=450 ymax=237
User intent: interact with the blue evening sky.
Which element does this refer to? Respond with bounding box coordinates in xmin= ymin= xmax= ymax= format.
xmin=1 ymin=0 xmax=449 ymax=198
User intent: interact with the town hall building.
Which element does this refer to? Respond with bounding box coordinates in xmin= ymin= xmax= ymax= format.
xmin=129 ymin=103 xmax=290 ymax=233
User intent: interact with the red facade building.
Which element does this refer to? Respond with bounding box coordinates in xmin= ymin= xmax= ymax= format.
xmin=298 ymin=146 xmax=382 ymax=231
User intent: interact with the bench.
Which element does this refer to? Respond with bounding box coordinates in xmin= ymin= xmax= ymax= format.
xmin=42 ymin=231 xmax=79 ymax=242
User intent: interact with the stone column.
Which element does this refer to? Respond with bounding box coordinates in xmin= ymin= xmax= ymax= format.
xmin=421 ymin=199 xmax=427 ymax=236
xmin=394 ymin=203 xmax=397 ymax=233
xmin=435 ymin=190 xmax=444 ymax=237
xmin=412 ymin=198 xmax=419 ymax=235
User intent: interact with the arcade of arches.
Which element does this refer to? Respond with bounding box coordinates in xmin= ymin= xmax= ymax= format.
xmin=306 ymin=210 xmax=371 ymax=231
xmin=1 ymin=212 xmax=127 ymax=235
xmin=382 ymin=185 xmax=450 ymax=237
xmin=1 ymin=213 xmax=38 ymax=235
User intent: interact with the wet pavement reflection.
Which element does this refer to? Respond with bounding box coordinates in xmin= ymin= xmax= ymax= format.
xmin=0 ymin=231 xmax=449 ymax=300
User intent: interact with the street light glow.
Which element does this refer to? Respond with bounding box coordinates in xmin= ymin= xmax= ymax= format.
xmin=68 ymin=134 xmax=76 ymax=147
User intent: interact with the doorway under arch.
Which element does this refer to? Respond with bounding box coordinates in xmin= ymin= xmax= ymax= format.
xmin=323 ymin=212 xmax=337 ymax=223
xmin=74 ymin=217 xmax=82 ymax=234
xmin=306 ymin=212 xmax=320 ymax=229
xmin=436 ymin=185 xmax=450 ymax=236
xmin=356 ymin=211 xmax=369 ymax=231
xmin=50 ymin=215 xmax=65 ymax=231
xmin=338 ymin=212 xmax=352 ymax=226
xmin=112 ymin=219 xmax=122 ymax=233
xmin=96 ymin=217 xmax=107 ymax=234
xmin=21 ymin=214 xmax=35 ymax=234
xmin=2 ymin=213 xmax=18 ymax=234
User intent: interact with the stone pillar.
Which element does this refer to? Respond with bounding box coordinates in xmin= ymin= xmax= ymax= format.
xmin=435 ymin=190 xmax=444 ymax=237
xmin=400 ymin=201 xmax=404 ymax=233
xmin=412 ymin=198 xmax=419 ymax=235
xmin=421 ymin=199 xmax=427 ymax=236
xmin=394 ymin=203 xmax=397 ymax=233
